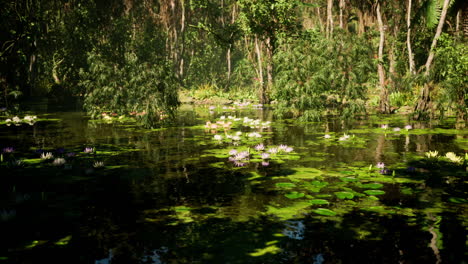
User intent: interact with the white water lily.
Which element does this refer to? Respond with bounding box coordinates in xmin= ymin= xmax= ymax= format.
xmin=213 ymin=134 xmax=223 ymax=141
xmin=52 ymin=158 xmax=66 ymax=166
xmin=445 ymin=152 xmax=463 ymax=164
xmin=425 ymin=150 xmax=439 ymax=158
xmin=93 ymin=161 xmax=105 ymax=168
xmin=40 ymin=152 xmax=54 ymax=160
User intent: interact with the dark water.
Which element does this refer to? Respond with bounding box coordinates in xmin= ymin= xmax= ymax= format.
xmin=0 ymin=103 xmax=467 ymax=264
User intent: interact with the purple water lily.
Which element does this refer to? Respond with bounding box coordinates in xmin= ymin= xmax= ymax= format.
xmin=376 ymin=162 xmax=385 ymax=169
xmin=2 ymin=147 xmax=14 ymax=153
xmin=83 ymin=147 xmax=94 ymax=154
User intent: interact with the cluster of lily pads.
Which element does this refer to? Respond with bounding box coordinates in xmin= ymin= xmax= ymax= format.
xmin=3 ymin=115 xmax=38 ymax=126
xmin=227 ymin=144 xmax=294 ymax=167
xmin=1 ymin=146 xmax=105 ymax=169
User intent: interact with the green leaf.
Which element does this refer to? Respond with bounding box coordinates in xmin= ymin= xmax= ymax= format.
xmin=276 ymin=182 xmax=296 ymax=188
xmin=364 ymin=190 xmax=386 ymax=196
xmin=360 ymin=183 xmax=384 ymax=189
xmin=313 ymin=208 xmax=337 ymax=216
xmin=285 ymin=192 xmax=305 ymax=199
xmin=309 ymin=199 xmax=329 ymax=205
xmin=335 ymin=191 xmax=354 ymax=199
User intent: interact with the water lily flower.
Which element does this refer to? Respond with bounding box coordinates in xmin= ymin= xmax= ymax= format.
xmin=393 ymin=127 xmax=401 ymax=132
xmin=254 ymin=144 xmax=265 ymax=151
xmin=236 ymin=131 xmax=242 ymax=136
xmin=268 ymin=147 xmax=279 ymax=154
xmin=66 ymin=152 xmax=76 ymax=157
xmin=324 ymin=134 xmax=331 ymax=139
xmin=248 ymin=132 xmax=262 ymax=138
xmin=376 ymin=162 xmax=385 ymax=169
xmin=233 ymin=160 xmax=246 ymax=167
xmin=379 ymin=169 xmax=391 ymax=175
xmin=261 ymin=153 xmax=270 ymax=160
xmin=213 ymin=135 xmax=223 ymax=141
xmin=2 ymin=147 xmax=14 ymax=153
xmin=5 ymin=119 xmax=12 ymax=126
xmin=232 ymin=135 xmax=241 ymax=141
xmin=40 ymin=152 xmax=54 ymax=160
xmin=83 ymin=147 xmax=94 ymax=154
xmin=205 ymin=121 xmax=211 ymax=128
xmin=381 ymin=124 xmax=388 ymax=129
xmin=285 ymin=147 xmax=294 ymax=153
xmin=278 ymin=145 xmax=289 ymax=151
xmin=261 ymin=161 xmax=269 ymax=167
xmin=425 ymin=150 xmax=438 ymax=158
xmin=93 ymin=161 xmax=105 ymax=168
xmin=52 ymin=158 xmax=66 ymax=166
xmin=445 ymin=152 xmax=463 ymax=164
xmin=229 ymin=149 xmax=238 ymax=156
xmin=209 ymin=106 xmax=215 ymax=110
xmin=12 ymin=116 xmax=21 ymax=123
xmin=404 ymin=125 xmax=412 ymax=130
xmin=220 ymin=116 xmax=226 ymax=120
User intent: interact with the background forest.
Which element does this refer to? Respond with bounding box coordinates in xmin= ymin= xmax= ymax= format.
xmin=1 ymin=0 xmax=467 ymax=125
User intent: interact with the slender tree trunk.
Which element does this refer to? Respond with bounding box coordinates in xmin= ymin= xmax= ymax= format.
xmin=254 ymin=35 xmax=266 ymax=104
xmin=265 ymin=37 xmax=273 ymax=104
xmin=316 ymin=7 xmax=324 ymax=32
xmin=414 ymin=0 xmax=451 ymax=119
xmin=407 ymin=0 xmax=416 ymax=74
xmin=424 ymin=0 xmax=451 ymax=76
xmin=179 ymin=0 xmax=185 ymax=78
xmin=326 ymin=0 xmax=333 ymax=38
xmin=339 ymin=0 xmax=344 ymax=29
xmin=377 ymin=3 xmax=390 ymax=114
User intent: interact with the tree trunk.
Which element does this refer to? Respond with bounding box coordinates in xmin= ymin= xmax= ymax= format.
xmin=326 ymin=0 xmax=333 ymax=38
xmin=424 ymin=0 xmax=451 ymax=76
xmin=377 ymin=3 xmax=390 ymax=114
xmin=414 ymin=0 xmax=451 ymax=118
xmin=407 ymin=0 xmax=416 ymax=74
xmin=339 ymin=0 xmax=344 ymax=29
xmin=254 ymin=35 xmax=265 ymax=103
xmin=265 ymin=37 xmax=273 ymax=104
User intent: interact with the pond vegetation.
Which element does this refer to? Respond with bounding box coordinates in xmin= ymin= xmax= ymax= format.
xmin=1 ymin=0 xmax=467 ymax=263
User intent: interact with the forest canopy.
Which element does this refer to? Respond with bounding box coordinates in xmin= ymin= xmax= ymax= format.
xmin=1 ymin=0 xmax=466 ymax=125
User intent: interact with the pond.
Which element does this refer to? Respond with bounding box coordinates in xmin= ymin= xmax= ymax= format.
xmin=0 ymin=101 xmax=467 ymax=264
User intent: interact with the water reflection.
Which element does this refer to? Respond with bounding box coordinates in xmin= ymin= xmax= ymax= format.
xmin=0 ymin=106 xmax=466 ymax=263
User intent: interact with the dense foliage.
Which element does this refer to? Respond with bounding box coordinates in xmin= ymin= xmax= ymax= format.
xmin=0 ymin=0 xmax=466 ymax=123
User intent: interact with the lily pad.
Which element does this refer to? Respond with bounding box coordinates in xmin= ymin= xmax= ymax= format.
xmin=309 ymin=199 xmax=329 ymax=205
xmin=335 ymin=191 xmax=354 ymax=199
xmin=364 ymin=190 xmax=386 ymax=196
xmin=275 ymin=182 xmax=296 ymax=188
xmin=359 ymin=183 xmax=384 ymax=189
xmin=285 ymin=192 xmax=305 ymax=199
xmin=313 ymin=208 xmax=337 ymax=216
xmin=448 ymin=197 xmax=467 ymax=204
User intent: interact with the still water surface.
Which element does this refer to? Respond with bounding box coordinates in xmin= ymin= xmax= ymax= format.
xmin=0 ymin=104 xmax=466 ymax=263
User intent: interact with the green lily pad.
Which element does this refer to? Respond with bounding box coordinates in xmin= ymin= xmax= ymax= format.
xmin=364 ymin=190 xmax=386 ymax=196
xmin=309 ymin=199 xmax=329 ymax=205
xmin=285 ymin=192 xmax=305 ymax=199
xmin=335 ymin=191 xmax=354 ymax=199
xmin=276 ymin=182 xmax=296 ymax=188
xmin=313 ymin=208 xmax=337 ymax=216
xmin=360 ymin=183 xmax=384 ymax=189
xmin=340 ymin=177 xmax=358 ymax=182
xmin=448 ymin=197 xmax=467 ymax=204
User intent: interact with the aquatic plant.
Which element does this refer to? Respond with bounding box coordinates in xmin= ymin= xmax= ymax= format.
xmin=83 ymin=147 xmax=94 ymax=154
xmin=2 ymin=147 xmax=14 ymax=153
xmin=254 ymin=144 xmax=265 ymax=151
xmin=261 ymin=153 xmax=270 ymax=160
xmin=376 ymin=162 xmax=385 ymax=169
xmin=40 ymin=152 xmax=54 ymax=160
xmin=444 ymin=152 xmax=463 ymax=164
xmin=404 ymin=125 xmax=413 ymax=130
xmin=52 ymin=158 xmax=66 ymax=166
xmin=324 ymin=134 xmax=331 ymax=139
xmin=381 ymin=124 xmax=388 ymax=129
xmin=93 ymin=161 xmax=105 ymax=168
xmin=425 ymin=150 xmax=439 ymax=158
xmin=393 ymin=127 xmax=401 ymax=132
xmin=213 ymin=134 xmax=223 ymax=141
